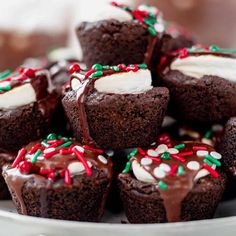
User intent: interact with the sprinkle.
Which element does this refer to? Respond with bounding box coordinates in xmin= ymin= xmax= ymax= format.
xmin=159 ymin=163 xmax=171 ymax=172
xmin=204 ymin=130 xmax=213 ymax=139
xmin=83 ymin=145 xmax=103 ymax=154
xmin=90 ymin=71 xmax=103 ymax=78
xmin=28 ymin=143 xmax=42 ymax=154
xmin=122 ymin=161 xmax=131 ymax=173
xmin=148 ymin=26 xmax=157 ymax=36
xmin=138 ymin=147 xmax=146 ymax=156
xmin=196 ymin=150 xmax=209 ymax=157
xmin=40 ymin=169 xmax=54 ymax=175
xmin=46 ymin=133 xmax=57 ymax=140
xmin=205 ymin=155 xmax=221 ymax=167
xmin=43 ymin=149 xmax=59 ymax=159
xmin=167 ymin=148 xmax=179 ymax=154
xmin=102 ymin=65 xmax=110 ymax=69
xmin=31 ymin=149 xmax=42 ymax=163
xmin=105 ymin=150 xmax=114 ymax=157
xmin=41 ymin=140 xmax=50 ymax=148
xmin=210 ymin=151 xmax=222 ymax=160
xmin=174 ymin=144 xmax=185 ymax=149
xmin=98 ymin=155 xmax=108 ymax=165
xmin=110 ymin=66 xmax=120 ymax=72
xmin=193 ymin=146 xmax=207 ymax=151
xmin=178 ymin=151 xmax=194 ymax=157
xmin=157 ymin=181 xmax=167 ymax=190
xmin=11 ymin=148 xmax=27 ymax=168
xmin=171 ymin=154 xmax=186 ymax=162
xmin=203 ymin=163 xmax=219 ymax=178
xmin=0 ymin=70 xmax=11 ymax=80
xmin=18 ymin=161 xmax=32 ymax=174
xmin=149 ymin=157 xmax=161 ymax=162
xmin=187 ymin=161 xmax=200 ymax=170
xmin=138 ymin=64 xmax=147 ymax=69
xmin=147 ymin=149 xmax=158 ymax=157
xmin=92 ymin=64 xmax=103 ymax=71
xmin=128 ymin=148 xmax=138 ymax=159
xmin=203 ymin=159 xmax=213 ymax=167
xmin=64 ymin=169 xmax=71 ymax=185
xmin=73 ymin=146 xmax=92 ymax=176
xmin=169 ymin=165 xmax=178 ymax=176
xmin=161 ymin=152 xmax=171 ymax=160
xmin=68 ymin=162 xmax=85 ymax=175
xmin=48 ymin=171 xmax=56 ymax=180
xmin=56 ymin=141 xmax=72 ymax=149
xmin=59 ymin=148 xmax=73 ymax=155
xmin=69 ymin=64 xmax=80 ymax=74
xmin=141 ymin=158 xmax=152 ymax=166
xmin=153 ymin=167 xmax=166 ymax=178
xmin=178 ymin=165 xmax=185 ymax=175
xmin=154 ymin=23 xmax=165 ymax=33
xmin=155 ymin=144 xmax=168 ymax=154
xmin=0 ymin=84 xmax=11 ymax=91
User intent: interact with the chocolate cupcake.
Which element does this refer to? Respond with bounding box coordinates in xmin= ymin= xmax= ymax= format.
xmin=62 ymin=63 xmax=169 ymax=149
xmin=118 ymin=138 xmax=226 ymax=223
xmin=3 ymin=134 xmax=113 ymax=221
xmin=77 ymin=3 xmax=193 ymax=72
xmin=0 ymin=68 xmax=59 ymax=151
xmin=160 ymin=45 xmax=236 ymax=125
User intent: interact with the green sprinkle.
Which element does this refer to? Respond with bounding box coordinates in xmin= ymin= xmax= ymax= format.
xmin=102 ymin=65 xmax=110 ymax=69
xmin=91 ymin=71 xmax=103 ymax=78
xmin=203 ymin=158 xmax=213 ymax=167
xmin=47 ymin=133 xmax=57 ymax=140
xmin=122 ymin=161 xmax=131 ymax=173
xmin=161 ymin=152 xmax=170 ymax=160
xmin=209 ymin=44 xmax=220 ymax=52
xmin=205 ymin=155 xmax=221 ymax=167
xmin=0 ymin=84 xmax=11 ymax=91
xmin=144 ymin=18 xmax=156 ymax=26
xmin=123 ymin=6 xmax=130 ymax=11
xmin=127 ymin=148 xmax=138 ymax=159
xmin=178 ymin=166 xmax=185 ymax=175
xmin=110 ymin=66 xmax=120 ymax=72
xmin=32 ymin=149 xmax=42 ymax=163
xmin=157 ymin=181 xmax=167 ymax=191
xmin=174 ymin=144 xmax=185 ymax=149
xmin=56 ymin=141 xmax=72 ymax=149
xmin=92 ymin=64 xmax=103 ymax=71
xmin=61 ymin=137 xmax=69 ymax=141
xmin=41 ymin=140 xmax=50 ymax=148
xmin=209 ymin=45 xmax=236 ymax=54
xmin=0 ymin=70 xmax=11 ymax=80
xmin=149 ymin=12 xmax=156 ymax=19
xmin=204 ymin=130 xmax=213 ymax=139
xmin=138 ymin=64 xmax=147 ymax=69
xmin=57 ymin=135 xmax=62 ymax=139
xmin=148 ymin=26 xmax=157 ymax=36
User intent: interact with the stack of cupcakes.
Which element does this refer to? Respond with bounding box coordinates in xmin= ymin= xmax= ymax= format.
xmin=1 ymin=1 xmax=236 ymax=224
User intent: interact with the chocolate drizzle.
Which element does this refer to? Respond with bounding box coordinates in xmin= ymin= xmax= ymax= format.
xmin=128 ymin=141 xmax=221 ymax=222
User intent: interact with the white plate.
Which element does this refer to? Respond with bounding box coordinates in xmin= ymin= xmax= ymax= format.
xmin=0 ymin=199 xmax=236 ymax=236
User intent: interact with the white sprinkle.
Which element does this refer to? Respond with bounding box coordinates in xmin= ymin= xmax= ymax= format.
xmin=194 ymin=169 xmax=209 ymax=182
xmin=141 ymin=158 xmax=153 ymax=166
xmin=159 ymin=163 xmax=171 ymax=172
xmin=155 ymin=144 xmax=168 ymax=154
xmin=201 ymin=138 xmax=213 ymax=146
xmin=153 ymin=167 xmax=166 ymax=179
xmin=151 ymin=142 xmax=156 ymax=146
xmin=147 ymin=149 xmax=159 ymax=157
xmin=212 ymin=124 xmax=223 ymax=132
xmin=87 ymin=161 xmax=92 ymax=168
xmin=196 ymin=150 xmax=209 ymax=157
xmin=43 ymin=148 xmax=55 ymax=154
xmin=105 ymin=150 xmax=114 ymax=157
xmin=71 ymin=78 xmax=83 ymax=91
xmin=68 ymin=162 xmax=85 ymax=175
xmin=179 ymin=128 xmax=200 ymax=139
xmin=154 ymin=23 xmax=165 ymax=33
xmin=187 ymin=161 xmax=200 ymax=170
xmin=168 ymin=148 xmax=179 ymax=154
xmin=98 ymin=155 xmax=108 ymax=165
xmin=75 ymin=146 xmax=84 ymax=153
xmin=210 ymin=151 xmax=222 ymax=160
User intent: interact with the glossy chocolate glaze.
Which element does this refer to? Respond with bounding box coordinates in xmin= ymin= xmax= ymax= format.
xmin=124 ymin=140 xmax=221 ymax=222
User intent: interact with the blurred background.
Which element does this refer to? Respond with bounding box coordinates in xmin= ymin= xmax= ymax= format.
xmin=1 ymin=0 xmax=236 ymax=70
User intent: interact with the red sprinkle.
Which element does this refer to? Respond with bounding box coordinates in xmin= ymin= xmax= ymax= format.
xmin=48 ymin=171 xmax=56 ymax=180
xmin=69 ymin=63 xmax=81 ymax=74
xmin=179 ymin=48 xmax=188 ymax=59
xmin=24 ymin=68 xmax=36 ymax=78
xmin=169 ymin=165 xmax=178 ymax=176
xmin=59 ymin=148 xmax=73 ymax=155
xmin=28 ymin=143 xmax=44 ymax=154
xmin=171 ymin=154 xmax=186 ymax=162
xmin=64 ymin=169 xmax=71 ymax=185
xmin=178 ymin=151 xmax=194 ymax=157
xmin=40 ymin=169 xmax=54 ymax=175
xmin=18 ymin=161 xmax=32 ymax=174
xmin=83 ymin=145 xmax=103 ymax=154
xmin=73 ymin=147 xmax=92 ymax=177
xmin=193 ymin=146 xmax=207 ymax=151
xmin=85 ymin=69 xmax=96 ymax=78
xmin=137 ymin=147 xmax=146 ymax=156
xmin=203 ymin=164 xmax=219 ymax=178
xmin=43 ymin=149 xmax=59 ymax=159
xmin=11 ymin=148 xmax=27 ymax=168
xmin=149 ymin=157 xmax=161 ymax=163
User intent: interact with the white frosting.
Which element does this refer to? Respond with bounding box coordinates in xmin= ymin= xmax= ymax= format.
xmin=170 ymin=55 xmax=236 ymax=82
xmin=0 ymin=83 xmax=36 ymax=110
xmin=88 ymin=5 xmax=132 ymax=22
xmin=94 ymin=69 xmax=153 ymax=94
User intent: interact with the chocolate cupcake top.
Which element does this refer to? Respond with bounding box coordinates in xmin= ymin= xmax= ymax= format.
xmin=0 ymin=67 xmax=54 ymax=110
xmin=3 ymin=133 xmax=113 ymax=214
xmin=120 ymin=135 xmax=223 ymax=222
xmin=161 ymin=45 xmax=236 ymax=81
xmin=69 ymin=63 xmax=152 ymax=146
